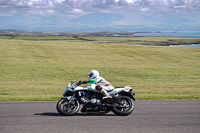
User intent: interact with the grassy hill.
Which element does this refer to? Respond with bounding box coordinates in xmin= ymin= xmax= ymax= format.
xmin=0 ymin=36 xmax=200 ymax=101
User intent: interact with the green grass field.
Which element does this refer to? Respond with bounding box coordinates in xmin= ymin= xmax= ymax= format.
xmin=0 ymin=36 xmax=200 ymax=101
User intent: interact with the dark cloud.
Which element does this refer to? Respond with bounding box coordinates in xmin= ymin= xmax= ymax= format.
xmin=0 ymin=0 xmax=199 ymax=17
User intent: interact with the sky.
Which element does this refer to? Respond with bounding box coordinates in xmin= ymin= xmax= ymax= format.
xmin=0 ymin=0 xmax=200 ymax=32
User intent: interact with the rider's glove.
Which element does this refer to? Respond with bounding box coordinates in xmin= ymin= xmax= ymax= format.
xmin=76 ymin=80 xmax=87 ymax=86
xmin=82 ymin=80 xmax=87 ymax=84
xmin=76 ymin=80 xmax=83 ymax=86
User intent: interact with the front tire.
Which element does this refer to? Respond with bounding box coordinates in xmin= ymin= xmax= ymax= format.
xmin=56 ymin=98 xmax=80 ymax=116
xmin=111 ymin=96 xmax=134 ymax=116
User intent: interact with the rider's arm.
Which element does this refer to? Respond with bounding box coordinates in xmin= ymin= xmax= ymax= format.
xmin=82 ymin=79 xmax=96 ymax=84
xmin=87 ymin=79 xmax=96 ymax=83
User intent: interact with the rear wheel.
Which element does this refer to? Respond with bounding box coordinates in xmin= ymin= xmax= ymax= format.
xmin=56 ymin=98 xmax=80 ymax=116
xmin=111 ymin=96 xmax=134 ymax=116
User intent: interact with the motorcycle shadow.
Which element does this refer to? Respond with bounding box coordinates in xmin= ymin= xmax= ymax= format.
xmin=34 ymin=112 xmax=116 ymax=117
xmin=75 ymin=113 xmax=115 ymax=116
xmin=34 ymin=112 xmax=61 ymax=116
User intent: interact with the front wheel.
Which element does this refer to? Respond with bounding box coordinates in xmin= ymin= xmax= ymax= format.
xmin=111 ymin=96 xmax=134 ymax=116
xmin=56 ymin=98 xmax=80 ymax=116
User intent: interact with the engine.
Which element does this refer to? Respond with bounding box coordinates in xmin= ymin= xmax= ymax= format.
xmin=81 ymin=96 xmax=101 ymax=105
xmin=79 ymin=91 xmax=102 ymax=112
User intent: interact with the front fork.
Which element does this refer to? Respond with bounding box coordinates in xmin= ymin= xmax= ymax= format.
xmin=60 ymin=93 xmax=76 ymax=109
xmin=68 ymin=93 xmax=76 ymax=103
xmin=61 ymin=93 xmax=76 ymax=104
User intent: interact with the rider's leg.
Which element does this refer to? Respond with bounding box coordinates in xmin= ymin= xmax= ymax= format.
xmin=101 ymin=85 xmax=114 ymax=99
xmin=101 ymin=89 xmax=111 ymax=99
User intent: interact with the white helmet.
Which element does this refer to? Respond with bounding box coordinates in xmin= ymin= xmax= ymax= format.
xmin=88 ymin=70 xmax=99 ymax=79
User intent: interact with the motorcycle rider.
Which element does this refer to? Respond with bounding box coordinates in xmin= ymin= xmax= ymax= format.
xmin=78 ymin=70 xmax=114 ymax=99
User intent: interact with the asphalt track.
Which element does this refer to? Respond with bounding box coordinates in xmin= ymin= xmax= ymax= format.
xmin=0 ymin=100 xmax=199 ymax=133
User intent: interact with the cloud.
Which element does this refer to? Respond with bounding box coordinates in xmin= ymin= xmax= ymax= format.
xmin=0 ymin=0 xmax=200 ymax=18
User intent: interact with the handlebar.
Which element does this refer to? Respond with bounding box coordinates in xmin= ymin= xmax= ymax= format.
xmin=70 ymin=79 xmax=76 ymax=84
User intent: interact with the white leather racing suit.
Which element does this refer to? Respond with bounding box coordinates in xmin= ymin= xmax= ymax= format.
xmin=86 ymin=76 xmax=114 ymax=98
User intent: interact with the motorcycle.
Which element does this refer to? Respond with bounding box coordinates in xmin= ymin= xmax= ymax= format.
xmin=56 ymin=80 xmax=135 ymax=116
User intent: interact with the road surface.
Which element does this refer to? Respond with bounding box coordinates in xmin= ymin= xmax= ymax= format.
xmin=0 ymin=100 xmax=199 ymax=133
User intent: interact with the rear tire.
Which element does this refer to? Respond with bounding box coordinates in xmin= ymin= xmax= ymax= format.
xmin=56 ymin=98 xmax=80 ymax=116
xmin=111 ymin=96 xmax=134 ymax=116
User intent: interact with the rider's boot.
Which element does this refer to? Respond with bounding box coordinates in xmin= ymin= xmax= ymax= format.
xmin=101 ymin=89 xmax=112 ymax=100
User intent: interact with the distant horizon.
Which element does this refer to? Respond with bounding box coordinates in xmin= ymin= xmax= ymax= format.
xmin=1 ymin=12 xmax=200 ymax=32
xmin=1 ymin=29 xmax=200 ymax=33
xmin=1 ymin=29 xmax=200 ymax=38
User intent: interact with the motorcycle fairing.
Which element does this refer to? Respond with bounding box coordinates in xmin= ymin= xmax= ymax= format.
xmin=109 ymin=85 xmax=132 ymax=95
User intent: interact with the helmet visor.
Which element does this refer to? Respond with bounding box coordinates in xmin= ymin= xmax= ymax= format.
xmin=88 ymin=73 xmax=93 ymax=79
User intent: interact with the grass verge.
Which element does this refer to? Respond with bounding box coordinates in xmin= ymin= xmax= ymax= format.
xmin=0 ymin=37 xmax=200 ymax=101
